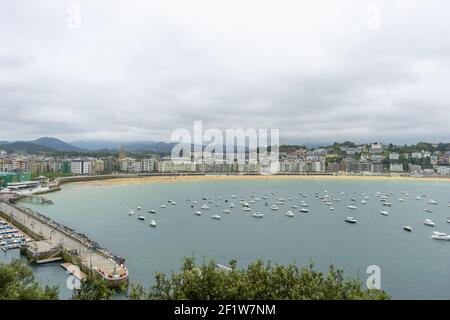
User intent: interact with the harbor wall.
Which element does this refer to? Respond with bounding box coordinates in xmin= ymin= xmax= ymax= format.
xmin=0 ymin=203 xmax=44 ymax=241
xmin=0 ymin=199 xmax=129 ymax=287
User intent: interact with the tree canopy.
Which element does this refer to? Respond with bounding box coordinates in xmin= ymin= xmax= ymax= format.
xmin=0 ymin=259 xmax=58 ymax=300
xmin=72 ymin=276 xmax=116 ymax=300
xmin=1 ymin=258 xmax=390 ymax=300
xmin=127 ymin=257 xmax=390 ymax=300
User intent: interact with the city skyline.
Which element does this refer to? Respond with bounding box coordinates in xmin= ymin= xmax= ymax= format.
xmin=1 ymin=0 xmax=450 ymax=144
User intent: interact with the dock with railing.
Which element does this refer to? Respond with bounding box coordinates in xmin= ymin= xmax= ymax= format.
xmin=0 ymin=195 xmax=128 ymax=288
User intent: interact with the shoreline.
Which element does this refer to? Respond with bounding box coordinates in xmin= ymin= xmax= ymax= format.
xmin=66 ymin=174 xmax=450 ymax=187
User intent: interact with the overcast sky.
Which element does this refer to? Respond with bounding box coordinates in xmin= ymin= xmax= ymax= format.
xmin=1 ymin=0 xmax=449 ymax=144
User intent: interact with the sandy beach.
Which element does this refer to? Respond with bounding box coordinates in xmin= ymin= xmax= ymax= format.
xmin=69 ymin=174 xmax=450 ymax=187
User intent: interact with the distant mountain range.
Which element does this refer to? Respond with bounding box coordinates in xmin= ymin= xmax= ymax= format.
xmin=0 ymin=141 xmax=55 ymax=154
xmin=0 ymin=137 xmax=175 ymax=154
xmin=32 ymin=137 xmax=85 ymax=152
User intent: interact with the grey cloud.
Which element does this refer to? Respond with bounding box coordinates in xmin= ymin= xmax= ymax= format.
xmin=1 ymin=0 xmax=450 ymax=145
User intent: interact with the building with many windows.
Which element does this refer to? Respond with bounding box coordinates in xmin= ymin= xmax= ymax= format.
xmin=71 ymin=160 xmax=91 ymax=175
xmin=389 ymin=163 xmax=403 ymax=172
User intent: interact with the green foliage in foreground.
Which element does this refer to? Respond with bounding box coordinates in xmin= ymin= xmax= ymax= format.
xmin=72 ymin=276 xmax=116 ymax=300
xmin=0 ymin=259 xmax=58 ymax=300
xmin=1 ymin=258 xmax=390 ymax=300
xmin=127 ymin=257 xmax=390 ymax=300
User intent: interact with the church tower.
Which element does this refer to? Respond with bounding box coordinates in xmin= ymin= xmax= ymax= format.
xmin=119 ymin=144 xmax=126 ymax=160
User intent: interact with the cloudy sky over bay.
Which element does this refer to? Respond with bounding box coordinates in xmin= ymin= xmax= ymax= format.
xmin=1 ymin=0 xmax=449 ymax=144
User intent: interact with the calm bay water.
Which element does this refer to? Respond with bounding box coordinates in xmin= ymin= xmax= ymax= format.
xmin=3 ymin=178 xmax=450 ymax=299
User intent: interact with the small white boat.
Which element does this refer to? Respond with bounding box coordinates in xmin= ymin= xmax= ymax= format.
xmin=137 ymin=215 xmax=146 ymax=221
xmin=380 ymin=210 xmax=389 ymax=216
xmin=231 ymin=195 xmax=236 ymax=198
xmin=330 ymin=207 xmax=334 ymax=211
xmin=415 ymin=196 xmax=422 ymax=200
xmin=291 ymin=205 xmax=297 ymax=209
xmin=427 ymin=199 xmax=438 ymax=205
xmin=431 ymin=231 xmax=450 ymax=240
xmin=171 ymin=201 xmax=177 ymax=205
xmin=148 ymin=209 xmax=156 ymax=214
xmin=424 ymin=208 xmax=433 ymax=213
xmin=361 ymin=200 xmax=366 ymax=204
xmin=128 ymin=210 xmax=135 ymax=216
xmin=286 ymin=211 xmax=295 ymax=217
xmin=201 ymin=205 xmax=210 ymax=210
xmin=160 ymin=205 xmax=166 ymax=208
xmin=424 ymin=219 xmax=435 ymax=226
xmin=149 ymin=220 xmax=157 ymax=227
xmin=447 ymin=217 xmax=450 ymax=224
xmin=347 ymin=205 xmax=357 ymax=210
xmin=345 ymin=217 xmax=357 ymax=224
xmin=251 ymin=212 xmax=264 ymax=218
xmin=382 ymin=202 xmax=392 ymax=207
xmin=398 ymin=198 xmax=404 ymax=202
xmin=299 ymin=208 xmax=309 ymax=213
xmin=242 ymin=207 xmax=251 ymax=212
xmin=271 ymin=205 xmax=279 ymax=211
xmin=211 ymin=215 xmax=221 ymax=220
xmin=300 ymin=203 xmax=309 ymax=207
xmin=194 ymin=211 xmax=202 ymax=216
xmin=223 ymin=209 xmax=231 ymax=214
xmin=137 ymin=206 xmax=142 ymax=210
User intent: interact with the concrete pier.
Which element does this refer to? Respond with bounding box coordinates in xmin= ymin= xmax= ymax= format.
xmin=0 ymin=196 xmax=128 ymax=288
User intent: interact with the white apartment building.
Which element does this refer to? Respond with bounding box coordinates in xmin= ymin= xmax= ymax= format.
xmin=371 ymin=155 xmax=384 ymax=162
xmin=119 ymin=158 xmax=136 ymax=172
xmin=134 ymin=161 xmax=142 ymax=173
xmin=389 ymin=163 xmax=403 ymax=172
xmin=71 ymin=160 xmax=91 ymax=175
xmin=142 ymin=159 xmax=155 ymax=172
xmin=436 ymin=166 xmax=450 ymax=175
xmin=312 ymin=160 xmax=325 ymax=173
xmin=157 ymin=160 xmax=197 ymax=173
xmin=389 ymin=153 xmax=399 ymax=160
xmin=409 ymin=164 xmax=422 ymax=173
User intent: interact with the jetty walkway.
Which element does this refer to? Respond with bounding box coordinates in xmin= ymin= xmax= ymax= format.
xmin=0 ymin=194 xmax=128 ymax=288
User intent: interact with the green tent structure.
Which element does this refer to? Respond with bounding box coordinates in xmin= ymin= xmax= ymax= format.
xmin=0 ymin=172 xmax=31 ymax=187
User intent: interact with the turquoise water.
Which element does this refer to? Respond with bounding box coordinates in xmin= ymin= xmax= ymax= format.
xmin=5 ymin=178 xmax=450 ymax=299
